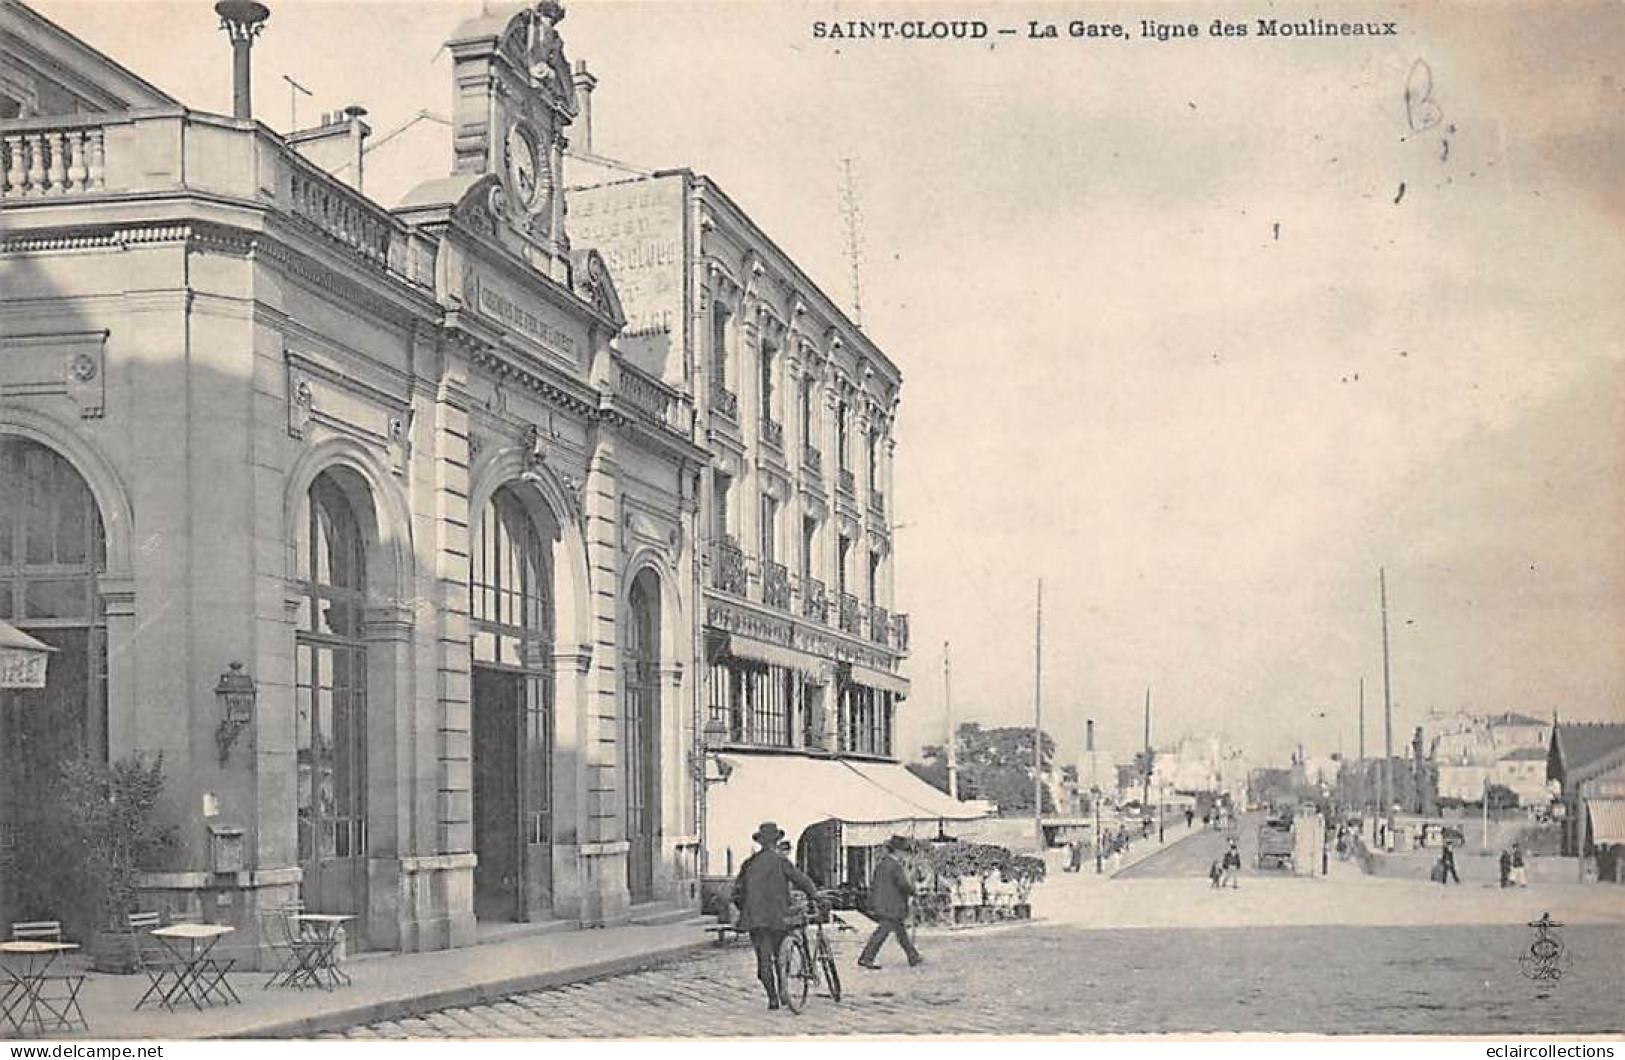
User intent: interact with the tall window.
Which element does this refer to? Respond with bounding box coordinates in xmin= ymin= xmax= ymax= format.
xmin=800 ymin=516 xmax=818 ymax=583
xmin=836 ymin=535 xmax=852 ymax=598
xmin=470 ymin=490 xmax=554 ymax=914
xmin=713 ymin=473 xmax=733 ymax=541
xmin=760 ymin=495 xmax=778 ymax=563
xmin=867 ymin=431 xmax=879 ymax=489
xmin=868 ymin=551 xmax=881 ymax=609
xmin=800 ymin=378 xmax=815 ymax=449
xmin=836 ymin=400 xmax=850 ymax=470
xmin=0 ymin=436 xmax=108 ymax=784
xmin=294 ymin=474 xmax=369 ymax=867
xmin=759 ymin=338 xmax=777 ymax=423
xmin=710 ymin=304 xmax=731 ymax=388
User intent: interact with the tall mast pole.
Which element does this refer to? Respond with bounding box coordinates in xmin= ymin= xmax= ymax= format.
xmin=1142 ymin=686 xmax=1152 ymax=812
xmin=1358 ymin=676 xmax=1366 ymax=812
xmin=1033 ymin=580 xmax=1044 ymax=846
xmin=1380 ymin=568 xmax=1395 ymax=820
xmin=944 ymin=641 xmax=958 ymax=800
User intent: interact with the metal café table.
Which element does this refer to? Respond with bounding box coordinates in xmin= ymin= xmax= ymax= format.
xmin=148 ymin=923 xmax=239 ymax=1010
xmin=0 ymin=940 xmax=84 ymax=1035
xmin=289 ymin=914 xmax=353 ymax=989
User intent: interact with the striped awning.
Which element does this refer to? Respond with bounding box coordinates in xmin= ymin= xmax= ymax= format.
xmin=1585 ymin=798 xmax=1625 ymax=845
xmin=0 ymin=620 xmax=55 ymax=690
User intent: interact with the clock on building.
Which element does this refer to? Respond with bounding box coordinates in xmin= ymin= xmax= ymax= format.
xmin=505 ymin=123 xmax=540 ymax=208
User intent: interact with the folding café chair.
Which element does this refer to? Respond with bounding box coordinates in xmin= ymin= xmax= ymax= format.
xmin=9 ymin=920 xmax=88 ymax=1031
xmin=129 ymin=912 xmax=180 ymax=1011
xmin=259 ymin=903 xmax=319 ymax=989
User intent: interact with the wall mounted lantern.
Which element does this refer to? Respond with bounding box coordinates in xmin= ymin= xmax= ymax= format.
xmin=215 ymin=661 xmax=257 ymax=766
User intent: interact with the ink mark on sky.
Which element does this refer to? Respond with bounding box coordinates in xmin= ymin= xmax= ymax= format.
xmin=1405 ymin=58 xmax=1443 ymax=134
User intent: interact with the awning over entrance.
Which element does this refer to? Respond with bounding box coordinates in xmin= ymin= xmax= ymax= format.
xmin=0 ymin=620 xmax=55 ymax=690
xmin=725 ymin=634 xmax=828 ymax=678
xmin=847 ymin=662 xmax=910 ymax=697
xmin=706 ymin=753 xmax=989 ymax=873
xmin=1586 ymin=798 xmax=1625 ymax=845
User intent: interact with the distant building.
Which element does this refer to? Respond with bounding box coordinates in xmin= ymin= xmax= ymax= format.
xmin=1548 ymin=722 xmax=1625 ymax=859
xmin=1426 ymin=709 xmax=1553 ymax=804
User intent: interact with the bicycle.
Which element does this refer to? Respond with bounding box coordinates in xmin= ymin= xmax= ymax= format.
xmin=776 ymin=900 xmax=852 ymax=1013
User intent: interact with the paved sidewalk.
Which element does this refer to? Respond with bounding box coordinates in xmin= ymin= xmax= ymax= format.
xmin=37 ymin=918 xmax=709 ymax=1040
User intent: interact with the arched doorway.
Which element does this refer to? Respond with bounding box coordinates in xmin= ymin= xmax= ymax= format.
xmin=0 ymin=435 xmax=107 ymax=922
xmin=470 ymin=487 xmax=555 ymax=921
xmin=624 ymin=569 xmax=661 ymax=903
xmin=292 ymin=470 xmax=373 ymax=918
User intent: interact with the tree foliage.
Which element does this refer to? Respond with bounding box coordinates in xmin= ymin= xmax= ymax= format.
xmin=908 ymin=723 xmax=1056 ymax=814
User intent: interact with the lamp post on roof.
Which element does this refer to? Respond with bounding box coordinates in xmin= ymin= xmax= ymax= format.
xmin=215 ymin=1 xmax=271 ymax=120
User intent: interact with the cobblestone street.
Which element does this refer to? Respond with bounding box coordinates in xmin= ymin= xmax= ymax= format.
xmin=328 ymin=914 xmax=1625 ymax=1038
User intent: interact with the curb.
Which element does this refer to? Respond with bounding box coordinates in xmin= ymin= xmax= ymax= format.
xmin=221 ymin=939 xmax=712 ymax=1039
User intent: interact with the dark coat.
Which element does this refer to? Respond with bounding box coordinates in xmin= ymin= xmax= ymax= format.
xmin=866 ymin=851 xmax=917 ymax=920
xmin=732 ymin=849 xmax=819 ymax=930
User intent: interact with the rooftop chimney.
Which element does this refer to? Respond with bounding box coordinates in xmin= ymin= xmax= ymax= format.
xmin=572 ymin=59 xmax=597 ymax=155
xmin=215 ymin=1 xmax=271 ymax=120
xmin=288 ymin=105 xmax=372 ymax=193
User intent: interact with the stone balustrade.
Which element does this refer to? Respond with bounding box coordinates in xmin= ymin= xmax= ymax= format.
xmin=0 ymin=109 xmax=433 ymax=289
xmin=1 ymin=120 xmax=105 ymax=198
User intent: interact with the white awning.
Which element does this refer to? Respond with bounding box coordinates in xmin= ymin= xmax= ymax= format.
xmin=842 ymin=759 xmax=989 ymax=823
xmin=723 ymin=635 xmax=827 ymax=678
xmin=0 ymin=620 xmax=55 ymax=690
xmin=847 ymin=663 xmax=910 ymax=697
xmin=706 ymin=753 xmax=989 ymax=872
xmin=1586 ymin=798 xmax=1625 ymax=845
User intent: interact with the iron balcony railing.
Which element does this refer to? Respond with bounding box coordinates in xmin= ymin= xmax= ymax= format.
xmin=712 ymin=536 xmax=747 ymax=595
xmin=838 ymin=592 xmax=862 ymax=636
xmin=801 ymin=577 xmax=828 ymax=622
xmin=712 ymin=384 xmax=739 ymax=421
xmin=870 ymin=604 xmax=891 ymax=646
xmin=763 ymin=560 xmax=790 ymax=610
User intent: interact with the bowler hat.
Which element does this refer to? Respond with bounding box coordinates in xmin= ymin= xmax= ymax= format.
xmin=753 ymin=821 xmax=785 ymax=847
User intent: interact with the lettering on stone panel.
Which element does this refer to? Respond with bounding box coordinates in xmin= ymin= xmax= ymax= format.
xmin=0 ymin=331 xmax=107 ymax=419
xmin=464 ymin=270 xmax=581 ymax=365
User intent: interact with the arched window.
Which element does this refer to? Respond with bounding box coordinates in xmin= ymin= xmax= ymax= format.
xmin=294 ymin=472 xmax=369 ymax=887
xmin=469 ymin=488 xmax=554 ymax=919
xmin=1 ymin=436 xmax=108 ymax=920
xmin=0 ymin=435 xmax=108 ymax=763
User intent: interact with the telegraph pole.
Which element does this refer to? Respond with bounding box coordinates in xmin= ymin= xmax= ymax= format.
xmin=944 ymin=641 xmax=958 ymax=800
xmin=1357 ymin=676 xmax=1366 ymax=812
xmin=1379 ymin=568 xmax=1395 ymax=821
xmin=1142 ymin=686 xmax=1152 ymax=813
xmin=1033 ymin=580 xmax=1044 ymax=847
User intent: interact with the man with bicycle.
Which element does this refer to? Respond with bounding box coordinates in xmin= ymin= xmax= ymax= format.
xmin=732 ymin=821 xmax=822 ymax=1010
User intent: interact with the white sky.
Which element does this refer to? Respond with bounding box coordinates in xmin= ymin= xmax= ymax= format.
xmin=38 ymin=0 xmax=1625 ymax=767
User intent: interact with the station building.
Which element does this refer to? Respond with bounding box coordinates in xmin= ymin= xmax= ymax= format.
xmin=0 ymin=0 xmax=709 ymax=959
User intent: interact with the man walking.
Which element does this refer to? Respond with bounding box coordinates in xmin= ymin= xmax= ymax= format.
xmin=1440 ymin=841 xmax=1461 ymax=884
xmin=1222 ymin=838 xmax=1242 ymax=888
xmin=857 ymin=836 xmax=923 ymax=970
xmin=732 ymin=822 xmax=821 ymax=1010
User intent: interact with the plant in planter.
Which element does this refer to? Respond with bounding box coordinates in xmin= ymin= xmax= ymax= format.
xmin=1002 ymin=854 xmax=1047 ymax=918
xmin=58 ymin=754 xmax=175 ymax=973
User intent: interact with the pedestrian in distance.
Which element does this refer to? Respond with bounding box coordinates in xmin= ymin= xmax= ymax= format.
xmin=1499 ymin=847 xmax=1513 ymax=888
xmin=1511 ymin=843 xmax=1527 ymax=887
xmin=1209 ymin=859 xmax=1223 ymax=889
xmin=858 ymin=836 xmax=923 ymax=970
xmin=1222 ymin=839 xmax=1242 ymax=888
xmin=1185 ymin=808 xmax=1195 ymax=829
xmin=732 ymin=821 xmax=822 ymax=1011
xmin=1440 ymin=841 xmax=1461 ymax=884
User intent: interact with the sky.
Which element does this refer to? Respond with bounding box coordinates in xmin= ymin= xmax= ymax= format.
xmin=35 ymin=0 xmax=1625 ymax=768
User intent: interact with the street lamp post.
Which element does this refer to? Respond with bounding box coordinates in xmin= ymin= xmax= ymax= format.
xmin=1092 ymin=787 xmax=1103 ymax=874
xmin=692 ymin=715 xmax=732 ymax=879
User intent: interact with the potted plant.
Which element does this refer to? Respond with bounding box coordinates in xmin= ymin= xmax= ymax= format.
xmin=1003 ymin=854 xmax=1046 ymax=919
xmin=59 ymin=753 xmax=174 ymax=973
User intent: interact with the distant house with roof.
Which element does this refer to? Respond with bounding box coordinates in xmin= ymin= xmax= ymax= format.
xmin=1547 ymin=721 xmax=1625 ymax=860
